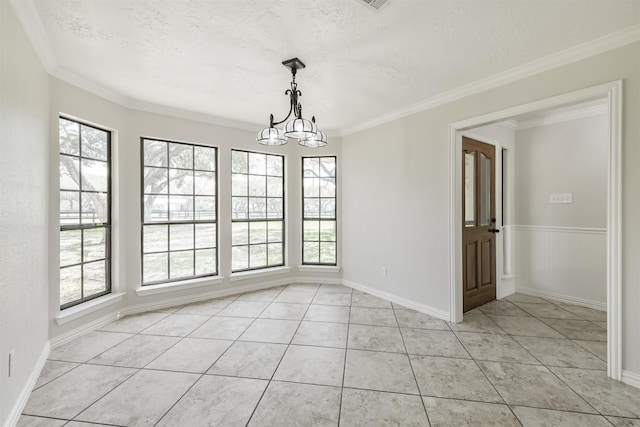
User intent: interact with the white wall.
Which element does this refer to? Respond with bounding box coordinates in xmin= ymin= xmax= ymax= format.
xmin=0 ymin=2 xmax=50 ymax=425
xmin=513 ymin=114 xmax=608 ymax=306
xmin=49 ymin=78 xmax=343 ymax=340
xmin=341 ymin=42 xmax=640 ymax=376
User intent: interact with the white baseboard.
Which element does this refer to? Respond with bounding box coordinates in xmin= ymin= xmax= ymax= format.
xmin=342 ymin=279 xmax=450 ymax=321
xmin=516 ymin=286 xmax=606 ymax=311
xmin=3 ymin=342 xmax=50 ymax=427
xmin=50 ymin=311 xmax=120 ymax=349
xmin=622 ymin=370 xmax=640 ymax=390
xmin=497 ymin=281 xmax=516 ymax=300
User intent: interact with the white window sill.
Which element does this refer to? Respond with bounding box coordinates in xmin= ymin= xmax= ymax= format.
xmin=229 ymin=266 xmax=292 ymax=282
xmin=298 ymin=265 xmax=341 ymax=273
xmin=136 ymin=276 xmax=225 ymax=297
xmin=55 ymin=292 xmax=125 ymax=326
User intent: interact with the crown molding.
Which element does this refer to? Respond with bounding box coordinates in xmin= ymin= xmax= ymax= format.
xmin=514 ymin=103 xmax=608 ymax=130
xmin=340 ymin=24 xmax=639 ymax=136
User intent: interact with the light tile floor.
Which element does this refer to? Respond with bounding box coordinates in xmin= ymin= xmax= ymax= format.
xmin=18 ymin=286 xmax=640 ymax=427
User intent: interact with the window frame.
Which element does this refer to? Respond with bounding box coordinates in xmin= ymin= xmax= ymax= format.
xmin=140 ymin=137 xmax=219 ymax=286
xmin=231 ymin=149 xmax=286 ymax=273
xmin=301 ymin=155 xmax=338 ymax=266
xmin=59 ymin=116 xmax=112 ymax=310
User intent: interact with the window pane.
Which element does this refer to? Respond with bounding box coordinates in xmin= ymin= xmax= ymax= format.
xmin=169 ymin=169 xmax=194 ymax=194
xmin=194 ymin=171 xmax=216 ymax=195
xmin=144 ymin=167 xmax=168 ymax=194
xmin=320 ymin=178 xmax=336 ymax=197
xmin=267 ymin=176 xmax=283 ymax=197
xmin=83 ymin=227 xmax=106 ymax=262
xmin=60 ymin=230 xmax=82 ymax=267
xmin=465 ymin=151 xmax=475 ymax=227
xmin=60 ymin=155 xmax=80 ymax=190
xmin=303 ymin=242 xmax=320 ymax=264
xmin=144 ymin=194 xmax=168 ymax=222
xmin=249 ymin=175 xmax=266 ymax=197
xmin=144 ymin=139 xmax=167 ymax=167
xmin=194 ymin=146 xmax=215 ymax=171
xmin=195 ymin=249 xmax=216 ymax=275
xmin=169 ymin=195 xmax=194 ymax=221
xmin=60 ymin=191 xmax=80 ymax=225
xmin=304 ymin=178 xmax=319 ymax=197
xmin=170 ymin=250 xmax=193 ymax=279
xmin=81 ymin=159 xmax=108 ymax=192
xmin=266 ymin=155 xmax=283 ymax=176
xmin=169 ymin=143 xmax=193 ymax=169
xmin=81 ymin=193 xmax=107 ymax=224
xmin=232 ymin=246 xmax=248 ymax=271
xmin=81 ymin=125 xmax=108 ymax=161
xmin=267 ymin=198 xmax=283 ymax=218
xmin=232 ymin=150 xmax=248 ymax=173
xmin=320 ymin=221 xmax=336 ymax=242
xmin=249 ymin=244 xmax=267 ymax=268
xmin=170 ymin=224 xmax=194 ymax=251
xmin=249 ymin=197 xmax=266 ymax=218
xmin=144 ymin=224 xmax=168 ymax=253
xmin=84 ymin=260 xmax=107 ymax=297
xmin=248 ymin=152 xmax=266 ymax=175
xmin=268 ymin=243 xmax=283 ymax=265
xmin=232 ymin=222 xmax=248 ymax=246
xmin=320 ymin=158 xmax=336 ymax=177
xmin=195 ymin=224 xmax=216 ymax=249
xmin=303 ymin=220 xmax=319 ymax=241
xmin=195 ymin=196 xmax=216 ymax=220
xmin=268 ymin=221 xmax=282 ymax=243
xmin=144 ymin=253 xmax=168 ymax=283
xmin=59 ymin=118 xmax=80 ymax=155
xmin=232 ymin=174 xmax=248 ymax=196
xmin=232 ymin=197 xmax=248 ymax=220
xmin=60 ymin=266 xmax=82 ymax=305
xmin=480 ymin=153 xmax=491 ymax=226
xmin=303 ymin=158 xmax=319 ymax=177
xmin=249 ymin=221 xmax=267 ymax=244
xmin=320 ymin=198 xmax=336 ymax=218
xmin=320 ymin=242 xmax=336 ymax=264
xmin=304 ymin=198 xmax=319 ymax=218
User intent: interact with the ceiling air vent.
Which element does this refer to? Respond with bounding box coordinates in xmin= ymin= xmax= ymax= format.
xmin=360 ymin=0 xmax=392 ymax=10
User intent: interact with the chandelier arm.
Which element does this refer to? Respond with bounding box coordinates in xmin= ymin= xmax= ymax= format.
xmin=270 ymin=89 xmax=298 ymax=127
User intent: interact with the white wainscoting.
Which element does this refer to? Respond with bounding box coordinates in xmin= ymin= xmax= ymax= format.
xmin=514 ymin=225 xmax=606 ymax=309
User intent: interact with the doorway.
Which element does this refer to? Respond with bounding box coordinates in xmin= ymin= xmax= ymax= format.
xmin=448 ymin=81 xmax=622 ymax=380
xmin=462 ymin=137 xmax=497 ymax=312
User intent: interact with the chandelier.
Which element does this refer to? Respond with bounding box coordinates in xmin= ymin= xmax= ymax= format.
xmin=257 ymin=58 xmax=327 ymax=147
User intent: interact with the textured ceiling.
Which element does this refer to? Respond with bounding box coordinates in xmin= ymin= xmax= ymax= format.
xmin=29 ymin=0 xmax=640 ymax=133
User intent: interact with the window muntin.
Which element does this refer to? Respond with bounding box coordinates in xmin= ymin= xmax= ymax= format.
xmin=302 ymin=156 xmax=337 ymax=265
xmin=141 ymin=138 xmax=217 ymax=285
xmin=59 ymin=117 xmax=111 ymax=309
xmin=231 ymin=150 xmax=284 ymax=272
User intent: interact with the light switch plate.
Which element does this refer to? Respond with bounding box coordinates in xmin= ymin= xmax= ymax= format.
xmin=549 ymin=193 xmax=573 ymax=204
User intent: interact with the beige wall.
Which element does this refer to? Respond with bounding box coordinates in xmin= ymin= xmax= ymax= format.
xmin=342 ymin=42 xmax=640 ymax=375
xmin=515 ymin=114 xmax=608 ymax=228
xmin=0 ymin=2 xmax=50 ymax=425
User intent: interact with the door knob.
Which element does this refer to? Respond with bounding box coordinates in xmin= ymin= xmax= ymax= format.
xmin=489 ymin=228 xmax=500 ymax=233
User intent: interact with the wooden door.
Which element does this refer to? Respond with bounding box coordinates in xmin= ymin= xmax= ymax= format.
xmin=462 ymin=137 xmax=497 ymax=312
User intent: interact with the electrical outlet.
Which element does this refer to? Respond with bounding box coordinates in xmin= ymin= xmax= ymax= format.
xmin=381 ymin=267 xmax=387 ymax=277
xmin=8 ymin=349 xmax=15 ymax=377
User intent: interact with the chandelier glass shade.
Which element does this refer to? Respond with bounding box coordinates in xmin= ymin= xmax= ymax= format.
xmin=298 ymin=130 xmax=328 ymax=148
xmin=257 ymin=58 xmax=327 ymax=147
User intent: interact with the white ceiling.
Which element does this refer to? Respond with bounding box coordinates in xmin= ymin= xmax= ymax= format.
xmin=23 ymin=0 xmax=640 ymax=134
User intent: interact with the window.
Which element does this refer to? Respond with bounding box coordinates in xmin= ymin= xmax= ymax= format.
xmin=141 ymin=139 xmax=217 ymax=284
xmin=59 ymin=117 xmax=111 ymax=308
xmin=302 ymin=156 xmax=337 ymax=265
xmin=231 ymin=150 xmax=284 ymax=272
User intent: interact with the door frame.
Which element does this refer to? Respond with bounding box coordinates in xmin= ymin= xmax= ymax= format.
xmin=448 ymin=80 xmax=622 ymax=380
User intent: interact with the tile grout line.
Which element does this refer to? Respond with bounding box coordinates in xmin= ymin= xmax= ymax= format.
xmin=390 ymin=302 xmax=432 ymax=426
